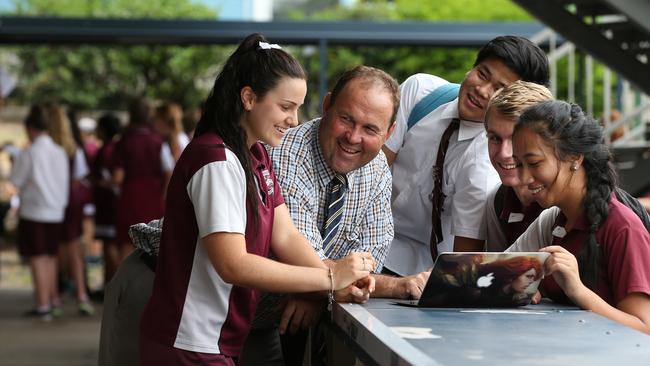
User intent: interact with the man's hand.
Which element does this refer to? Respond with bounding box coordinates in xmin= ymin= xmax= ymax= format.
xmin=335 ymin=276 xmax=375 ymax=303
xmin=279 ymin=297 xmax=325 ymax=335
xmin=392 ymin=271 xmax=430 ymax=299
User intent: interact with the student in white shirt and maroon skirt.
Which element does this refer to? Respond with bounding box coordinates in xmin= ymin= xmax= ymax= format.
xmin=10 ymin=104 xmax=69 ymax=320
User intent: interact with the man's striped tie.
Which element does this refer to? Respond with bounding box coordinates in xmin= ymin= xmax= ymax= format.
xmin=322 ymin=173 xmax=347 ymax=256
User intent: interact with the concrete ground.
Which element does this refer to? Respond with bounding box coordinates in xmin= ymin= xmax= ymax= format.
xmin=0 ymin=248 xmax=103 ymax=366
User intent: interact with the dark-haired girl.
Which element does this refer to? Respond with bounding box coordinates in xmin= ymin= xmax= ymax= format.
xmin=507 ymin=100 xmax=650 ymax=334
xmin=114 ymin=97 xmax=173 ymax=264
xmin=138 ymin=33 xmax=375 ymax=365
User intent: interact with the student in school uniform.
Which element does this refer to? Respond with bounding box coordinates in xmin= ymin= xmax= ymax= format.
xmin=382 ymin=36 xmax=550 ymax=276
xmin=91 ymin=113 xmax=122 ymax=284
xmin=483 ymin=81 xmax=554 ymax=251
xmin=113 ymin=97 xmax=173 ymax=263
xmin=485 ymin=82 xmax=650 ymax=252
xmin=507 ymin=100 xmax=650 ymax=334
xmin=10 ymin=105 xmax=70 ymax=320
xmin=47 ymin=104 xmax=94 ymax=315
xmin=138 ymin=33 xmax=375 ymax=366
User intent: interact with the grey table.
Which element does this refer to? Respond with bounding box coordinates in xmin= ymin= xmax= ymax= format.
xmin=329 ymin=298 xmax=650 ymax=366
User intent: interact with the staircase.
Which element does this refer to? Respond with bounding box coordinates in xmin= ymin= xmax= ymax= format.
xmin=513 ymin=0 xmax=649 ymax=95
xmin=516 ymin=0 xmax=650 ymax=195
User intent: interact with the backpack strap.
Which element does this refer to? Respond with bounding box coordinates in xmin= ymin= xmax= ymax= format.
xmin=614 ymin=187 xmax=650 ymax=233
xmin=407 ymin=83 xmax=460 ymax=131
xmin=494 ymin=184 xmax=508 ymax=228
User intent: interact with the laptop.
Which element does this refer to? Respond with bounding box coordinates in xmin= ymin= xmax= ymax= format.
xmin=394 ymin=252 xmax=550 ymax=308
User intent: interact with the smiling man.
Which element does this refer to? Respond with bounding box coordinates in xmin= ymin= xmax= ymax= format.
xmin=241 ymin=66 xmax=429 ymax=366
xmin=382 ymin=36 xmax=550 ymax=276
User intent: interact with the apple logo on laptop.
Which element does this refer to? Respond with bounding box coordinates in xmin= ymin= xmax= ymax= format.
xmin=476 ymin=272 xmax=495 ymax=288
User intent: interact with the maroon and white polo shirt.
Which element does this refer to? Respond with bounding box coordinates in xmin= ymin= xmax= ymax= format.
xmin=140 ymin=132 xmax=284 ymax=357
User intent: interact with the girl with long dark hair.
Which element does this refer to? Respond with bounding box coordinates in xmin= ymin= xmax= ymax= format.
xmin=139 ymin=33 xmax=374 ymax=365
xmin=508 ymin=100 xmax=650 ymax=334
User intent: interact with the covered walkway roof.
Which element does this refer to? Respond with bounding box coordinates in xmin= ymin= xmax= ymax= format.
xmin=0 ymin=16 xmax=548 ymax=103
xmin=0 ymin=17 xmax=545 ymax=46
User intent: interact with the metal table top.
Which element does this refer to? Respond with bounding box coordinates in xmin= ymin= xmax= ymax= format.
xmin=333 ymin=298 xmax=650 ymax=366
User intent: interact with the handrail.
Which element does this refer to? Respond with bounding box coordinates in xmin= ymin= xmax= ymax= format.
xmin=531 ymin=28 xmax=650 ymax=147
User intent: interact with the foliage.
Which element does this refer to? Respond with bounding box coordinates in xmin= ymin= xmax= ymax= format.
xmin=6 ymin=0 xmax=615 ymax=118
xmin=286 ymin=0 xmax=535 ymax=117
xmin=6 ymin=0 xmax=224 ymax=110
xmin=287 ymin=0 xmax=531 ymax=22
xmin=9 ymin=0 xmax=216 ymax=19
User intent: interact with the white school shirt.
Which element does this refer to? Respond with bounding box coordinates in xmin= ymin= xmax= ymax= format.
xmin=72 ymin=147 xmax=90 ymax=180
xmin=10 ymin=134 xmax=70 ymax=223
xmin=505 ymin=207 xmax=561 ymax=253
xmin=161 ymin=132 xmax=191 ymax=164
xmin=384 ymin=73 xmax=500 ymax=275
xmin=178 ymin=132 xmax=190 ymax=152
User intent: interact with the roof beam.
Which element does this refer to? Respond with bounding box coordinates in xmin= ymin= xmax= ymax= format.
xmin=0 ymin=16 xmax=545 ymax=47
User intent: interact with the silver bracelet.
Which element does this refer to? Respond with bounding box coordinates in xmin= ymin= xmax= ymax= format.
xmin=327 ymin=268 xmax=334 ymax=314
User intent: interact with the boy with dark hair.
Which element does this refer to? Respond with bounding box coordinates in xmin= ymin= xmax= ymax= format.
xmin=383 ymin=36 xmax=550 ymax=276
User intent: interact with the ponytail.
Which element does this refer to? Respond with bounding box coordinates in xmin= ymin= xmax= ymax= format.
xmin=196 ymin=33 xmax=306 ymax=226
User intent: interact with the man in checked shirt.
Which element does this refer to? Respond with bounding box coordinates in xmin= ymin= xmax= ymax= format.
xmin=241 ymin=66 xmax=429 ymax=366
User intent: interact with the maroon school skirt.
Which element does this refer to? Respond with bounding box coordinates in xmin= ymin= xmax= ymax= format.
xmin=17 ymin=219 xmax=62 ymax=257
xmin=61 ymin=181 xmax=86 ymax=242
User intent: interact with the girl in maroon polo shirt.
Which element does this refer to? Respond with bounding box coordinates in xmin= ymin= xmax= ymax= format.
xmin=510 ymin=100 xmax=650 ymax=334
xmin=113 ymin=97 xmax=171 ymax=263
xmin=91 ymin=113 xmax=122 ymax=283
xmin=139 ymin=33 xmax=375 ymax=366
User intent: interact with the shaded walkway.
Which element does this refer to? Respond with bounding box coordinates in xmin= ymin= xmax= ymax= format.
xmin=0 ymin=248 xmax=102 ymax=366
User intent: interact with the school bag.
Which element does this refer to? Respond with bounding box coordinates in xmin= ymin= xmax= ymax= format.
xmin=613 ymin=187 xmax=650 ymax=232
xmin=407 ymin=82 xmax=460 ymax=130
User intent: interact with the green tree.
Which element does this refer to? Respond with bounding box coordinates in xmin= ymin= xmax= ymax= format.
xmin=284 ymin=0 xmax=537 ymax=117
xmin=289 ymin=0 xmax=618 ymax=119
xmin=7 ymin=0 xmax=226 ymax=110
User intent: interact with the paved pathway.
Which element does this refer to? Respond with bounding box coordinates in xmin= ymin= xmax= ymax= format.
xmin=0 ymin=248 xmax=103 ymax=366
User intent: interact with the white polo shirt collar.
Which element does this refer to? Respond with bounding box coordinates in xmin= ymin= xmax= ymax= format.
xmin=438 ymin=99 xmax=486 ymax=142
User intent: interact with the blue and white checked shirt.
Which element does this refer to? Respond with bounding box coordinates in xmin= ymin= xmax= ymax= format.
xmin=269 ymin=118 xmax=394 ymax=268
xmin=252 ymin=118 xmax=394 ymax=329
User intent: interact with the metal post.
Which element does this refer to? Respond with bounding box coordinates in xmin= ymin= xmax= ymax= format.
xmin=604 ymin=68 xmax=611 ymax=144
xmin=568 ymin=48 xmax=575 ymax=102
xmin=550 ymin=32 xmax=557 ymax=97
xmin=586 ymin=55 xmax=593 ymax=116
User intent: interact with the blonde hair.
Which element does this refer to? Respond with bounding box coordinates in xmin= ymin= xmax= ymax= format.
xmin=486 ymin=81 xmax=554 ymax=123
xmin=47 ymin=104 xmax=76 ymax=157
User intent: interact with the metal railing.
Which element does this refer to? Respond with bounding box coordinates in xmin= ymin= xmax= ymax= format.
xmin=532 ymin=28 xmax=650 ymax=147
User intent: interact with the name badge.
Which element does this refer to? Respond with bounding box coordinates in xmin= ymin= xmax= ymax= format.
xmin=261 ymin=169 xmax=274 ymax=196
xmin=508 ymin=213 xmax=524 ymax=223
xmin=552 ymin=226 xmax=567 ymax=238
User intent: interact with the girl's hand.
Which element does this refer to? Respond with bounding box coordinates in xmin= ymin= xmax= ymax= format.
xmin=539 ymin=245 xmax=587 ymax=299
xmin=331 ymin=252 xmax=375 ymax=290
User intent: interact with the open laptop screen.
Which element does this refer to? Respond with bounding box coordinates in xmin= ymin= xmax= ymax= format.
xmin=417 ymin=252 xmax=550 ymax=308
